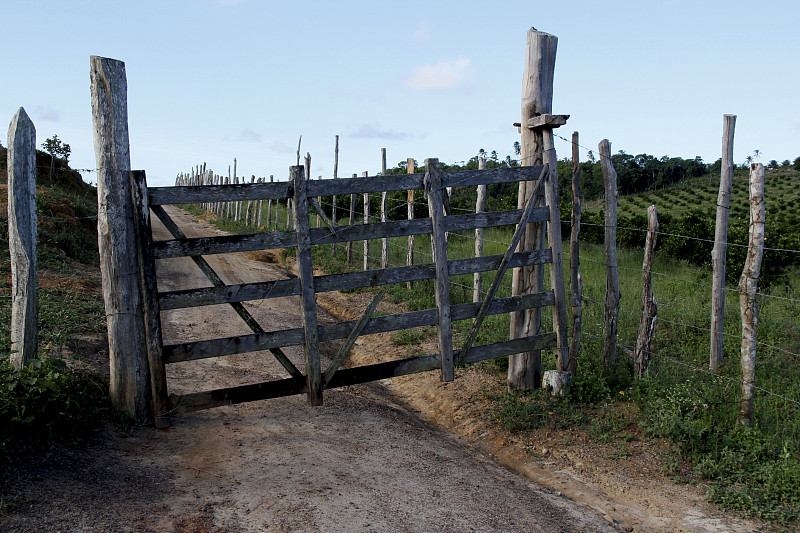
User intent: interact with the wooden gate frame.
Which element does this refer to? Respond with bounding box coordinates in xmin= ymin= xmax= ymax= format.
xmin=130 ymin=158 xmax=569 ymax=425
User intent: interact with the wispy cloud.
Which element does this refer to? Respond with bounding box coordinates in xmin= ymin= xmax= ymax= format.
xmin=33 ymin=106 xmax=60 ymax=122
xmin=271 ymin=141 xmax=294 ymax=154
xmin=403 ymin=58 xmax=470 ymax=90
xmin=349 ymin=123 xmax=410 ymax=140
xmin=408 ymin=21 xmax=431 ymax=43
xmin=223 ymin=129 xmax=262 ymax=142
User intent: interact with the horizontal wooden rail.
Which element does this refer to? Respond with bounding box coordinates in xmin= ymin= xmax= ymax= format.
xmin=152 ymin=207 xmax=549 ymax=259
xmin=169 ymin=332 xmax=556 ymax=413
xmin=159 ymin=249 xmax=552 ymax=310
xmin=163 ymin=291 xmax=554 ymax=363
xmin=148 ymin=165 xmax=545 ymax=206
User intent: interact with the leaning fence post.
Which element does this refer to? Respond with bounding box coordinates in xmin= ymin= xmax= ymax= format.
xmin=425 ymin=158 xmax=454 ymax=382
xmin=599 ymin=138 xmax=620 ymax=368
xmin=568 ymin=131 xmax=582 ymax=373
xmin=90 ymin=56 xmax=151 ymax=422
xmin=710 ymin=114 xmax=736 ymax=371
xmin=7 ymin=108 xmax=38 ymax=370
xmin=291 ymin=165 xmax=323 ymax=405
xmin=737 ymin=163 xmax=765 ymax=427
xmin=634 ymin=205 xmax=658 ymax=378
xmin=332 ymin=135 xmax=339 ymax=255
xmin=473 ymin=156 xmax=487 ymax=303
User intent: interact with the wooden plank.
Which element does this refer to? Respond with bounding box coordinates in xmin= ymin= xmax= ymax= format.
xmin=459 ymin=165 xmax=547 ymax=364
xmin=634 ymin=205 xmax=658 ymax=379
xmin=569 ymin=131 xmax=582 ymax=374
xmin=129 ymin=171 xmax=170 ymax=427
xmin=737 ymin=163 xmax=765 ymax=427
xmin=169 ymin=376 xmax=306 ymax=414
xmin=425 ymin=158 xmax=454 ymax=382
xmin=162 ymin=290 xmax=554 ymax=363
xmin=381 ymin=148 xmax=389 ymax=269
xmin=526 ymin=114 xmax=569 ymax=129
xmin=150 ymin=205 xmax=302 ymax=379
xmin=149 ymin=180 xmax=292 ymax=205
xmin=159 ymin=249 xmax=551 ymax=309
xmin=90 ymin=56 xmax=150 ymax=422
xmin=407 ymin=158 xmax=415 ymax=290
xmin=710 ymin=114 xmax=736 ymax=371
xmin=599 ymin=139 xmax=620 ymax=367
xmin=151 ymin=207 xmax=549 ymax=259
xmin=542 ymin=129 xmax=570 ymax=371
xmin=323 ymin=291 xmax=384 ymax=386
xmin=7 ymin=107 xmax=38 ymax=370
xmin=292 ymin=165 xmax=323 ymax=405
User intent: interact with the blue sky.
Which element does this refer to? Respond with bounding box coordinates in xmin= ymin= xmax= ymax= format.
xmin=2 ymin=0 xmax=798 ymax=187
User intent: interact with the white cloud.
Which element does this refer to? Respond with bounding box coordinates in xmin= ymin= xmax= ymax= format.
xmin=349 ymin=123 xmax=409 ymax=140
xmin=223 ymin=129 xmax=262 ymax=142
xmin=33 ymin=106 xmax=60 ymax=122
xmin=271 ymin=141 xmax=294 ymax=153
xmin=403 ymin=58 xmax=470 ymax=90
xmin=408 ymin=21 xmax=431 ymax=43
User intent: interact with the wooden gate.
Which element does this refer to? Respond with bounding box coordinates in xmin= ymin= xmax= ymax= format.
xmin=130 ymin=158 xmax=569 ymax=425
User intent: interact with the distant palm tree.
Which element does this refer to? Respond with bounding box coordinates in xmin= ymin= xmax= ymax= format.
xmin=744 ymin=155 xmax=753 ymax=166
xmin=587 ymin=150 xmax=596 ymax=163
xmin=753 ymin=149 xmax=761 ymax=162
xmin=513 ymin=141 xmax=521 ymax=156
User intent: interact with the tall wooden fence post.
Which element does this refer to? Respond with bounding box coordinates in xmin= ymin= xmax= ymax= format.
xmin=363 ymin=171 xmax=370 ymax=270
xmin=568 ymin=131 xmax=582 ymax=373
xmin=737 ymin=163 xmax=765 ymax=427
xmin=332 ymin=135 xmax=339 ymax=255
xmin=7 ymin=108 xmax=38 ymax=370
xmin=381 ymin=148 xmax=389 ymax=269
xmin=509 ymin=27 xmax=556 ymax=390
xmin=599 ymin=139 xmax=620 ymax=368
xmin=347 ymin=174 xmax=356 ymax=263
xmin=634 ymin=205 xmax=658 ymax=378
xmin=90 ymin=56 xmax=151 ymax=422
xmin=473 ymin=156 xmax=487 ymax=302
xmin=406 ymin=158 xmax=416 ymax=289
xmin=424 ymin=158 xmax=454 ymax=382
xmin=710 ymin=114 xmax=736 ymax=371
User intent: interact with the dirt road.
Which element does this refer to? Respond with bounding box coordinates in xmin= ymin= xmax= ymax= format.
xmin=0 ymin=206 xmax=617 ymax=532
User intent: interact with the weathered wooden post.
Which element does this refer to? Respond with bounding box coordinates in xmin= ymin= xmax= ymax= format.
xmin=509 ymin=28 xmax=555 ymax=390
xmin=381 ymin=148 xmax=389 ymax=269
xmin=425 ymin=158 xmax=454 ymax=382
xmin=332 ymin=135 xmax=339 ymax=255
xmin=291 ymin=165 xmax=323 ymax=405
xmin=363 ymin=171 xmax=370 ymax=271
xmin=7 ymin=108 xmax=38 ymax=370
xmin=568 ymin=131 xmax=582 ymax=373
xmin=599 ymin=138 xmax=620 ymax=368
xmin=473 ymin=156 xmax=487 ymax=303
xmin=406 ymin=158 xmax=416 ymax=289
xmin=267 ymin=175 xmax=274 ymax=229
xmin=90 ymin=56 xmax=151 ymax=422
xmin=347 ymin=173 xmax=356 ymax=264
xmin=634 ymin=205 xmax=658 ymax=378
xmin=737 ymin=163 xmax=765 ymax=427
xmin=710 ymin=114 xmax=736 ymax=371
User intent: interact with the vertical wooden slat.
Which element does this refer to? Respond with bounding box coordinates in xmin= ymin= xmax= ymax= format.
xmin=363 ymin=170 xmax=370 ymax=271
xmin=292 ymin=165 xmax=323 ymax=405
xmin=347 ymin=173 xmax=356 ymax=264
xmin=599 ymin=139 xmax=620 ymax=367
xmin=737 ymin=163 xmax=765 ymax=427
xmin=129 ymin=171 xmax=170 ymax=427
xmin=381 ymin=148 xmax=389 ymax=269
xmin=473 ymin=156 xmax=487 ymax=303
xmin=634 ymin=205 xmax=659 ymax=378
xmin=542 ymin=131 xmax=570 ymax=371
xmin=710 ymin=114 xmax=736 ymax=371
xmin=332 ymin=135 xmax=339 ymax=255
xmin=406 ymin=158 xmax=415 ymax=289
xmin=569 ymin=131 xmax=582 ymax=374
xmin=424 ymin=158 xmax=454 ymax=382
xmin=90 ymin=55 xmax=151 ymax=422
xmin=7 ymin=107 xmax=38 ymax=370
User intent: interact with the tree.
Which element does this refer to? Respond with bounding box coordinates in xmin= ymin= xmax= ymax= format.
xmin=768 ymin=160 xmax=779 ymax=169
xmin=42 ymin=134 xmax=71 ymax=182
xmin=752 ymin=149 xmax=760 ymax=162
xmin=744 ymin=155 xmax=753 ymax=167
xmin=794 ymin=157 xmax=800 ymax=171
xmin=513 ymin=141 xmax=521 ymax=156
